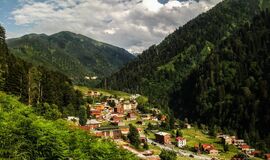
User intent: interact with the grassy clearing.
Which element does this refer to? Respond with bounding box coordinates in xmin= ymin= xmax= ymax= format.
xmin=75 ymin=86 xmax=131 ymax=98
xmin=181 ymin=128 xmax=263 ymax=160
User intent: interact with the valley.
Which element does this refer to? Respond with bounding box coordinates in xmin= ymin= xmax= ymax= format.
xmin=0 ymin=0 xmax=270 ymax=159
xmin=72 ymin=86 xmax=265 ymax=160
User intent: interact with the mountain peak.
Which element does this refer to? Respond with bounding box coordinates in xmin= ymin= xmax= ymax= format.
xmin=7 ymin=32 xmax=135 ymax=86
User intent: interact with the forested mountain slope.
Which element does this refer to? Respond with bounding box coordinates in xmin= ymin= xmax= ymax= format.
xmin=0 ymin=92 xmax=137 ymax=160
xmin=103 ymin=0 xmax=263 ymax=107
xmin=1 ymin=25 xmax=83 ymax=116
xmin=102 ymin=0 xmax=270 ymax=151
xmin=170 ymin=10 xmax=270 ymax=151
xmin=7 ymin=31 xmax=135 ymax=86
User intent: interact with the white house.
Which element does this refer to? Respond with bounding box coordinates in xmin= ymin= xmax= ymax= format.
xmin=67 ymin=116 xmax=79 ymax=125
xmin=176 ymin=137 xmax=186 ymax=148
xmin=123 ymin=101 xmax=132 ymax=111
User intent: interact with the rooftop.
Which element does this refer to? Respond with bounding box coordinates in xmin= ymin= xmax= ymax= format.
xmin=86 ymin=119 xmax=101 ymax=125
xmin=155 ymin=132 xmax=170 ymax=136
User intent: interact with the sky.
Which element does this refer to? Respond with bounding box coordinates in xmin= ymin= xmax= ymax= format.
xmin=0 ymin=0 xmax=222 ymax=53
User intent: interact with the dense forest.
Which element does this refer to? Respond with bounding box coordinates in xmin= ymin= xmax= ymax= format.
xmin=102 ymin=0 xmax=270 ymax=151
xmin=7 ymin=31 xmax=135 ymax=86
xmin=170 ymin=10 xmax=270 ymax=152
xmin=0 ymin=25 xmax=83 ymax=117
xmin=103 ymin=0 xmax=263 ymax=106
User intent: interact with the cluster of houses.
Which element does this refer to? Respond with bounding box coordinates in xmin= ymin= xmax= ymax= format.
xmin=67 ymin=90 xmax=270 ymax=160
xmin=154 ymin=131 xmax=187 ymax=148
xmin=194 ymin=144 xmax=219 ymax=155
xmin=67 ymin=91 xmax=162 ymax=143
xmin=218 ymin=134 xmax=270 ymax=159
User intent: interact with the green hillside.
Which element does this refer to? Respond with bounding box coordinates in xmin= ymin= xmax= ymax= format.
xmin=1 ymin=24 xmax=85 ymax=117
xmin=0 ymin=92 xmax=137 ymax=159
xmin=170 ymin=10 xmax=270 ymax=151
xmin=7 ymin=31 xmax=135 ymax=86
xmin=103 ymin=0 xmax=262 ymax=99
xmin=102 ymin=0 xmax=270 ymax=151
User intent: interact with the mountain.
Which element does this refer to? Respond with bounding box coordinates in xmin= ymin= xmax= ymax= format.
xmin=1 ymin=25 xmax=84 ymax=116
xmin=170 ymin=10 xmax=270 ymax=151
xmin=7 ymin=31 xmax=135 ymax=86
xmin=103 ymin=0 xmax=263 ymax=103
xmin=102 ymin=0 xmax=270 ymax=151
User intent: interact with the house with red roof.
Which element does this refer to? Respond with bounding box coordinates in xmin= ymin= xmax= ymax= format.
xmin=176 ymin=137 xmax=186 ymax=148
xmin=239 ymin=145 xmax=251 ymax=152
xmin=265 ymin=153 xmax=270 ymax=160
xmin=90 ymin=109 xmax=102 ymax=118
xmin=202 ymin=144 xmax=219 ymax=155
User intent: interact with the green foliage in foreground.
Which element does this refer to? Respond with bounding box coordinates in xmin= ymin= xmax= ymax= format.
xmin=0 ymin=92 xmax=138 ymax=160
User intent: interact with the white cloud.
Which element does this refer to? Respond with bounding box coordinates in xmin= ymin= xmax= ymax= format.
xmin=142 ymin=0 xmax=163 ymax=12
xmin=10 ymin=0 xmax=222 ymax=53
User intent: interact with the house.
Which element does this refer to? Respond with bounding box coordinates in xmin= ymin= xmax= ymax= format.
xmin=246 ymin=148 xmax=255 ymax=155
xmin=207 ymin=149 xmax=219 ymax=155
xmin=67 ymin=116 xmax=79 ymax=125
xmin=155 ymin=132 xmax=171 ymax=144
xmin=95 ymin=131 xmax=103 ymax=137
xmin=112 ymin=121 xmax=125 ymax=127
xmin=111 ymin=115 xmax=124 ymax=122
xmin=239 ymin=145 xmax=250 ymax=152
xmin=130 ymin=100 xmax=138 ymax=110
xmin=160 ymin=115 xmax=167 ymax=121
xmin=194 ymin=144 xmax=199 ymax=151
xmin=96 ymin=126 xmax=122 ymax=139
xmin=176 ymin=137 xmax=186 ymax=148
xmin=142 ymin=150 xmax=153 ymax=156
xmin=126 ymin=112 xmax=137 ymax=120
xmin=94 ymin=104 xmax=105 ymax=111
xmin=114 ymin=105 xmax=124 ymax=114
xmin=220 ymin=135 xmax=233 ymax=145
xmin=107 ymin=98 xmax=119 ymax=106
xmin=249 ymin=150 xmax=261 ymax=157
xmin=184 ymin=123 xmax=191 ymax=129
xmin=151 ymin=117 xmax=159 ymax=121
xmin=202 ymin=144 xmax=214 ymax=151
xmin=85 ymin=119 xmax=101 ymax=130
xmin=202 ymin=144 xmax=219 ymax=155
xmin=123 ymin=101 xmax=132 ymax=111
xmin=137 ymin=127 xmax=143 ymax=133
xmin=264 ymin=154 xmax=270 ymax=160
xmin=120 ymin=127 xmax=129 ymax=135
xmin=233 ymin=139 xmax=245 ymax=146
xmin=90 ymin=109 xmax=102 ymax=118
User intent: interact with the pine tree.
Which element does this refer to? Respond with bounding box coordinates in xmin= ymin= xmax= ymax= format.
xmin=79 ymin=106 xmax=87 ymax=126
xmin=127 ymin=124 xmax=140 ymax=149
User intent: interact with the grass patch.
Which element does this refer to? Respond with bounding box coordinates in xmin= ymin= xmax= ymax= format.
xmin=181 ymin=128 xmax=243 ymax=160
xmin=75 ymin=86 xmax=131 ymax=98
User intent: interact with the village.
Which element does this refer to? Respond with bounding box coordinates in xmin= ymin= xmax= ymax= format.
xmin=68 ymin=88 xmax=270 ymax=160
